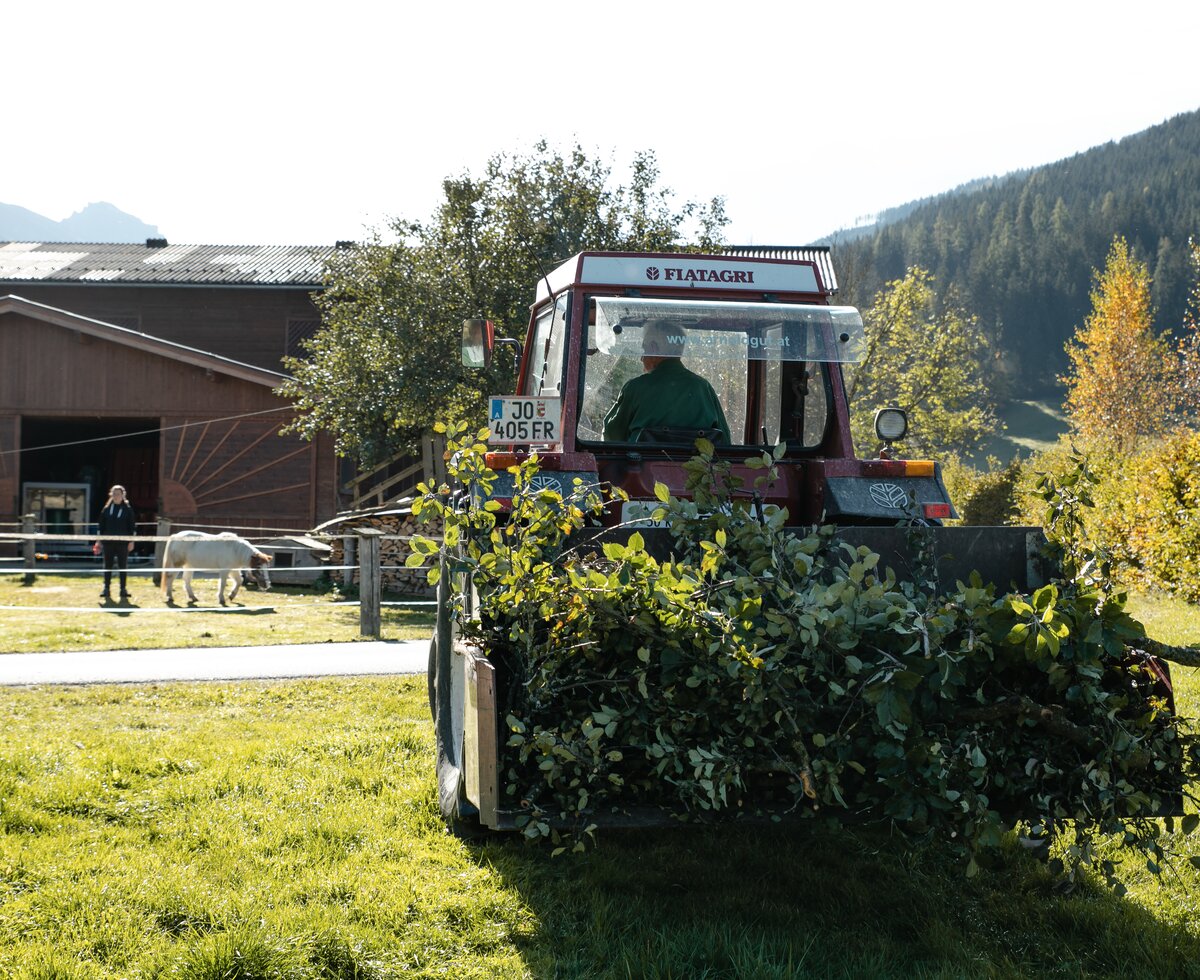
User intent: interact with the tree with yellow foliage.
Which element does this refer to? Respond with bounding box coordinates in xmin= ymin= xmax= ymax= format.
xmin=1061 ymin=237 xmax=1176 ymax=450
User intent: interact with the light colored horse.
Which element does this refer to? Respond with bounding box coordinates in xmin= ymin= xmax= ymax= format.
xmin=161 ymin=531 xmax=272 ymax=606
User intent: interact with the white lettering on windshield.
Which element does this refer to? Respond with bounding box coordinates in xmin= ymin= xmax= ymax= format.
xmin=671 ymin=333 xmax=792 ymax=350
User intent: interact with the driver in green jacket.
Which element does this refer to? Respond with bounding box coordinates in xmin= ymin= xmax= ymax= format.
xmin=603 ymin=320 xmax=731 ymax=444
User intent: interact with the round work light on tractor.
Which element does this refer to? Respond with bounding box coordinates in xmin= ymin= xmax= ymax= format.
xmin=874 ymin=407 xmax=908 ymax=456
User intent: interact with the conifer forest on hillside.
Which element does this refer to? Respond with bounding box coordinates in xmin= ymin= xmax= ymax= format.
xmin=830 ymin=109 xmax=1200 ymax=395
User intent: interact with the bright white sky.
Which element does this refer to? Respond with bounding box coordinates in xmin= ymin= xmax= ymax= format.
xmin=5 ymin=0 xmax=1198 ymax=247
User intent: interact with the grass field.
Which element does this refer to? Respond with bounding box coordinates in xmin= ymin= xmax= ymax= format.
xmin=0 ymin=594 xmax=1198 ymax=977
xmin=974 ymin=398 xmax=1070 ymax=464
xmin=2 ymin=674 xmax=1200 ymax=979
xmin=1126 ymin=591 xmax=1200 ymax=651
xmin=0 ymin=574 xmax=435 ymax=653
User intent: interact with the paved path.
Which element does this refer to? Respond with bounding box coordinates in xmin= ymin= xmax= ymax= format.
xmin=0 ymin=639 xmax=430 ymax=686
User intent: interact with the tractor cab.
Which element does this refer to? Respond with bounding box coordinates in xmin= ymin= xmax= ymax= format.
xmin=467 ymin=250 xmax=955 ymax=529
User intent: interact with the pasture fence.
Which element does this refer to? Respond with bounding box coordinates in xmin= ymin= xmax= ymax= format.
xmin=0 ymin=517 xmax=443 ymax=639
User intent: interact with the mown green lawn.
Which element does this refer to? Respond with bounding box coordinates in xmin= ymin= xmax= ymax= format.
xmin=0 ymin=574 xmax=434 ymax=652
xmin=1126 ymin=590 xmax=1200 ymax=651
xmin=0 ymin=591 xmax=1197 ymax=978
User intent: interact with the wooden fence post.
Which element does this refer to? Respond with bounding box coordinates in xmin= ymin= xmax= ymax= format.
xmin=421 ymin=431 xmax=449 ymax=489
xmin=357 ymin=528 xmax=383 ymax=639
xmin=343 ymin=535 xmax=356 ymax=589
xmin=21 ymin=514 xmax=35 ymax=585
xmin=153 ymin=518 xmax=172 ymax=587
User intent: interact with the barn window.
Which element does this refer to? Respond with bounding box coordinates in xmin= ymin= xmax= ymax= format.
xmin=286 ymin=318 xmax=321 ymax=359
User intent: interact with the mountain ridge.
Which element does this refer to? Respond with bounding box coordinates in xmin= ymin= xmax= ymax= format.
xmin=827 ymin=108 xmax=1200 ymax=394
xmin=0 ymin=201 xmax=160 ymax=243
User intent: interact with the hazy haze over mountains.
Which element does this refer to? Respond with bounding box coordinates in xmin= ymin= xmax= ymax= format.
xmin=0 ymin=202 xmax=160 ymax=243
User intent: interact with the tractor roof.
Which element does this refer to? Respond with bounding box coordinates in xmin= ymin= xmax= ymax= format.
xmin=536 ymin=249 xmax=834 ymax=303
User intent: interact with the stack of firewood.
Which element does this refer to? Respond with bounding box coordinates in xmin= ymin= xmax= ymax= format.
xmin=320 ymin=507 xmax=443 ymax=597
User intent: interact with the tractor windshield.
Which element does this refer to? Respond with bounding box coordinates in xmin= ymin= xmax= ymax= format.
xmin=577 ymin=297 xmax=865 ymax=449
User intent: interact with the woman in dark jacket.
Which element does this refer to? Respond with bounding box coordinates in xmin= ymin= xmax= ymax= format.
xmin=96 ymin=484 xmax=136 ymax=600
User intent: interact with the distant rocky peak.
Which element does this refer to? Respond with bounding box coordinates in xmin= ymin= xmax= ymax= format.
xmin=0 ymin=201 xmax=160 ymax=243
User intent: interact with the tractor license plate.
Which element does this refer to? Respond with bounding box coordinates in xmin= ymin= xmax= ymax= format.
xmin=621 ymin=500 xmax=667 ymax=527
xmin=488 ymin=396 xmax=561 ymax=444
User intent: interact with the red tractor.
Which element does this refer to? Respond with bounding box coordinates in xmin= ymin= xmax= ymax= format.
xmin=466 ymin=249 xmax=1041 ymax=583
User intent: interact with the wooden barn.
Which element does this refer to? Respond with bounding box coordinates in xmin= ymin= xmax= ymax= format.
xmin=0 ymin=241 xmax=339 ymax=545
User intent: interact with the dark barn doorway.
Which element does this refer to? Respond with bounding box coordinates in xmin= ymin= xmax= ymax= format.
xmin=21 ymin=417 xmax=159 ymax=546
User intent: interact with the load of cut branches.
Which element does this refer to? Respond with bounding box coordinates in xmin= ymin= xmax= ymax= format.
xmin=413 ymin=424 xmax=1200 ymax=884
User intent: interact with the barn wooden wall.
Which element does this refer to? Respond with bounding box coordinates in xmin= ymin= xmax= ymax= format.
xmin=2 ymin=284 xmax=319 ymax=373
xmin=0 ymin=415 xmax=16 ymax=530
xmin=0 ymin=310 xmax=335 ymax=533
xmin=159 ymin=415 xmax=332 ymax=529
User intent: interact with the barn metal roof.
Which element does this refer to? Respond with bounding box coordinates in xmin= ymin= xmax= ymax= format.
xmin=0 ymin=241 xmax=837 ymax=292
xmin=0 ymin=241 xmax=335 ymax=287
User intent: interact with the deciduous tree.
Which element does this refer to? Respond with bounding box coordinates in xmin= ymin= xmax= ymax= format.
xmin=1061 ymin=237 xmax=1175 ymax=450
xmin=278 ymin=144 xmax=728 ymax=466
xmin=846 ymin=267 xmax=999 ymax=458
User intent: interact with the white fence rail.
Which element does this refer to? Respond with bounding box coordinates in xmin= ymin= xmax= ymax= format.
xmin=0 ymin=518 xmax=441 ymax=640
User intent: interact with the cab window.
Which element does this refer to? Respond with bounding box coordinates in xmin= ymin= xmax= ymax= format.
xmin=521 ymin=294 xmax=568 ymax=397
xmin=577 ymin=296 xmax=856 ymax=449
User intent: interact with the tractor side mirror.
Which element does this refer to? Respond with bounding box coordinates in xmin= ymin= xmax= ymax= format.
xmin=462 ymin=319 xmax=494 ymax=369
